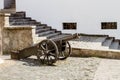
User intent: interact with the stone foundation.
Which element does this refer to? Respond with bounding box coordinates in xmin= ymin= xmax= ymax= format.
xmin=3 ymin=27 xmax=35 ymax=54
xmin=0 ymin=13 xmax=37 ymax=54
xmin=71 ymin=48 xmax=120 ymax=59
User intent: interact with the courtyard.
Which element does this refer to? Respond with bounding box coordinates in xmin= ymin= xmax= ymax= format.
xmin=0 ymin=55 xmax=120 ymax=80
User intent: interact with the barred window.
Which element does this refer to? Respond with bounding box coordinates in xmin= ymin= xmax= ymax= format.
xmin=101 ymin=22 xmax=117 ymax=29
xmin=63 ymin=23 xmax=77 ymax=30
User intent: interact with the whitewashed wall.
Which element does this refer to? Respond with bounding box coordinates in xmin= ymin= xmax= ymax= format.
xmin=0 ymin=0 xmax=120 ymax=39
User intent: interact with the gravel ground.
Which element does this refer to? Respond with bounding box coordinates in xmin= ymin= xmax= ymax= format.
xmin=0 ymin=55 xmax=100 ymax=80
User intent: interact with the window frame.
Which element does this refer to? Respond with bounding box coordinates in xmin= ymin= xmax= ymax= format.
xmin=101 ymin=22 xmax=117 ymax=29
xmin=63 ymin=22 xmax=77 ymax=30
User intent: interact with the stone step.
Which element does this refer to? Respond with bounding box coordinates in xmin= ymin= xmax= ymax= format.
xmin=30 ymin=19 xmax=37 ymax=22
xmin=77 ymin=36 xmax=107 ymax=46
xmin=10 ymin=20 xmax=37 ymax=25
xmin=29 ymin=21 xmax=37 ymax=24
xmin=45 ymin=31 xmax=61 ymax=38
xmin=35 ymin=22 xmax=42 ymax=25
xmin=102 ymin=37 xmax=114 ymax=47
xmin=10 ymin=22 xmax=29 ymax=25
xmin=10 ymin=12 xmax=26 ymax=18
xmin=37 ymin=30 xmax=56 ymax=37
xmin=11 ymin=17 xmax=32 ymax=20
xmin=10 ymin=20 xmax=34 ymax=23
xmin=36 ymin=26 xmax=46 ymax=29
xmin=50 ymin=34 xmax=72 ymax=41
xmin=25 ymin=17 xmax=32 ymax=20
xmin=38 ymin=31 xmax=61 ymax=39
xmin=36 ymin=27 xmax=51 ymax=33
xmin=36 ymin=26 xmax=51 ymax=30
xmin=10 ymin=23 xmax=36 ymax=25
xmin=38 ymin=24 xmax=47 ymax=26
xmin=109 ymin=40 xmax=119 ymax=49
xmin=9 ymin=17 xmax=24 ymax=19
xmin=78 ymin=36 xmax=107 ymax=42
xmin=69 ymin=36 xmax=108 ymax=50
xmin=36 ymin=23 xmax=47 ymax=26
xmin=10 ymin=17 xmax=41 ymax=25
xmin=79 ymin=33 xmax=109 ymax=37
xmin=9 ymin=18 xmax=31 ymax=22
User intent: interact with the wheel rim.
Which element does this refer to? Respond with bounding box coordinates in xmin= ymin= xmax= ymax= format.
xmin=37 ymin=39 xmax=58 ymax=65
xmin=58 ymin=41 xmax=72 ymax=60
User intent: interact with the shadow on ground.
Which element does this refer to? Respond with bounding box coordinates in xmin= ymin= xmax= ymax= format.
xmin=19 ymin=58 xmax=57 ymax=67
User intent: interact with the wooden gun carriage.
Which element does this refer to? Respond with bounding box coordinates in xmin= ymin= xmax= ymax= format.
xmin=11 ymin=33 xmax=79 ymax=65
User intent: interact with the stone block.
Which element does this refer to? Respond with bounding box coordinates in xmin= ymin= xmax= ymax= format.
xmin=71 ymin=48 xmax=120 ymax=59
xmin=3 ymin=26 xmax=35 ymax=54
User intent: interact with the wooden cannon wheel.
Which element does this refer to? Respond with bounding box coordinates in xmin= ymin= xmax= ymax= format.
xmin=36 ymin=39 xmax=59 ymax=65
xmin=58 ymin=41 xmax=72 ymax=60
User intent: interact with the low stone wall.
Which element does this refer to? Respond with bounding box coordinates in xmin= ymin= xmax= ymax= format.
xmin=3 ymin=27 xmax=35 ymax=54
xmin=0 ymin=13 xmax=39 ymax=54
xmin=71 ymin=48 xmax=120 ymax=59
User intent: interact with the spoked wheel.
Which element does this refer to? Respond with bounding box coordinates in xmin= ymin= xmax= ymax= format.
xmin=36 ymin=39 xmax=59 ymax=65
xmin=58 ymin=41 xmax=72 ymax=60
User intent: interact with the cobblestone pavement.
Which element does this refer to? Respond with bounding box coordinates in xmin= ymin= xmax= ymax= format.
xmin=0 ymin=55 xmax=100 ymax=80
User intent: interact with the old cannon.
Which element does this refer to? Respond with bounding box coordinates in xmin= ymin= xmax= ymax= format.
xmin=11 ymin=33 xmax=79 ymax=65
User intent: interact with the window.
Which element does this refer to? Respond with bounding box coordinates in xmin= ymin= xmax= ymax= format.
xmin=101 ymin=22 xmax=117 ymax=29
xmin=63 ymin=23 xmax=77 ymax=30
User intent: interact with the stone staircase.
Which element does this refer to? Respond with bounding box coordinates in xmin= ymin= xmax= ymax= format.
xmin=102 ymin=37 xmax=114 ymax=49
xmin=69 ymin=34 xmax=120 ymax=51
xmin=69 ymin=34 xmax=120 ymax=58
xmin=9 ymin=11 xmax=70 ymax=43
xmin=8 ymin=11 xmax=120 ymax=58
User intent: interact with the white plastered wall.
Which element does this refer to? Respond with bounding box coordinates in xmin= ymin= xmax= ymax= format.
xmin=0 ymin=0 xmax=120 ymax=38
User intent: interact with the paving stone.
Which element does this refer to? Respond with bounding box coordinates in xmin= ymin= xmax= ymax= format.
xmin=0 ymin=55 xmax=100 ymax=80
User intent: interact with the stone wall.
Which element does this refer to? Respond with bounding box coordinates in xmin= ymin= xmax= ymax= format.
xmin=0 ymin=13 xmax=4 ymax=55
xmin=71 ymin=48 xmax=120 ymax=59
xmin=3 ymin=27 xmax=35 ymax=54
xmin=0 ymin=13 xmax=37 ymax=54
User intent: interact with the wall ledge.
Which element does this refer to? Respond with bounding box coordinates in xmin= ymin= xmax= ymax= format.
xmin=4 ymin=25 xmax=36 ymax=30
xmin=0 ymin=12 xmax=11 ymax=16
